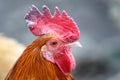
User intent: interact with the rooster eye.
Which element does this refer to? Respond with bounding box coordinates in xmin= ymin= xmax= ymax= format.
xmin=51 ymin=42 xmax=58 ymax=46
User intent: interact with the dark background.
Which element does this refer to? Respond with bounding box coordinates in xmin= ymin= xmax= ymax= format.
xmin=0 ymin=0 xmax=120 ymax=80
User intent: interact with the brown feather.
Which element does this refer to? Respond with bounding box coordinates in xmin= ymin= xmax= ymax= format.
xmin=4 ymin=34 xmax=74 ymax=80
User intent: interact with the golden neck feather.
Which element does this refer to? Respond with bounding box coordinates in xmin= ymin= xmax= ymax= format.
xmin=5 ymin=34 xmax=73 ymax=80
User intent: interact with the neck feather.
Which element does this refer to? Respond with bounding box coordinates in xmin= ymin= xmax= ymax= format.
xmin=5 ymin=34 xmax=73 ymax=80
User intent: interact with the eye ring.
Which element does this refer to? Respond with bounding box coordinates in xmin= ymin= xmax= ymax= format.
xmin=51 ymin=41 xmax=58 ymax=46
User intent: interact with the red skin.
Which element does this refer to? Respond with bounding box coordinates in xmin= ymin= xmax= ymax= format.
xmin=25 ymin=5 xmax=80 ymax=43
xmin=42 ymin=38 xmax=76 ymax=75
xmin=25 ymin=5 xmax=80 ymax=75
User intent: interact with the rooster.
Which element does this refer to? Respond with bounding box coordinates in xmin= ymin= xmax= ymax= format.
xmin=5 ymin=5 xmax=81 ymax=80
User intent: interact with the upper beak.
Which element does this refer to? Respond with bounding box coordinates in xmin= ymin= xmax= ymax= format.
xmin=68 ymin=41 xmax=82 ymax=48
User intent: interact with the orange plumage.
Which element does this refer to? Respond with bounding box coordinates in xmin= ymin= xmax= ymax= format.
xmin=5 ymin=35 xmax=74 ymax=80
xmin=5 ymin=5 xmax=81 ymax=80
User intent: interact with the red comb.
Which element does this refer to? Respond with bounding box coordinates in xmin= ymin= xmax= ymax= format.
xmin=25 ymin=5 xmax=80 ymax=42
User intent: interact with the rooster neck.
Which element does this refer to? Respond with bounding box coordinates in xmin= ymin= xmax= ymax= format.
xmin=5 ymin=34 xmax=74 ymax=80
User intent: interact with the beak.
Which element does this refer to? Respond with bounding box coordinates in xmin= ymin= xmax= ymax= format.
xmin=68 ymin=41 xmax=82 ymax=48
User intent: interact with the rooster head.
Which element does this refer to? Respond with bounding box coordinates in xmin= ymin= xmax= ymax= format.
xmin=25 ymin=5 xmax=81 ymax=75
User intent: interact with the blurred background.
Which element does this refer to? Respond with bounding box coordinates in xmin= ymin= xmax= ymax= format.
xmin=0 ymin=0 xmax=120 ymax=80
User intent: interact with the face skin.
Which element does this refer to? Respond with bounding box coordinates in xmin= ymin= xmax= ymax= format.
xmin=41 ymin=38 xmax=76 ymax=75
xmin=41 ymin=38 xmax=66 ymax=63
xmin=46 ymin=38 xmax=66 ymax=53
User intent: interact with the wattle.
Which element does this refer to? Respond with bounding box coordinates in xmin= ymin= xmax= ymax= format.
xmin=54 ymin=48 xmax=76 ymax=75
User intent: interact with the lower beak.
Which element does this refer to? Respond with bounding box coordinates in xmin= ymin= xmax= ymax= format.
xmin=68 ymin=41 xmax=82 ymax=48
